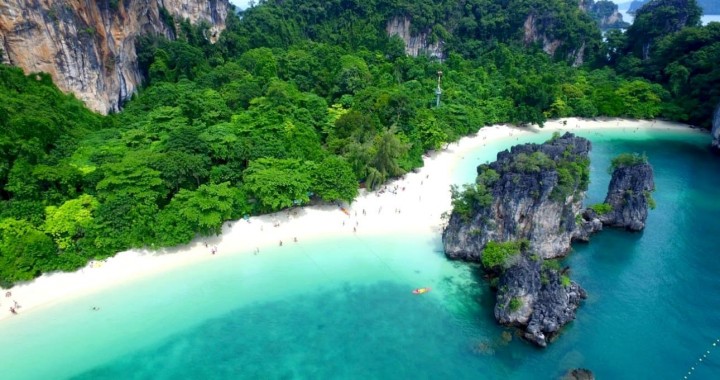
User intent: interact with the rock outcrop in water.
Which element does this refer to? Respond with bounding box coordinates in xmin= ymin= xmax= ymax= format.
xmin=0 ymin=0 xmax=229 ymax=113
xmin=442 ymin=135 xmax=660 ymax=347
xmin=443 ymin=137 xmax=658 ymax=347
xmin=443 ymin=133 xmax=591 ymax=260
xmin=564 ymin=368 xmax=595 ymax=380
xmin=443 ymin=133 xmax=591 ymax=347
xmin=712 ymin=103 xmax=720 ymax=152
xmin=494 ymin=254 xmax=587 ymax=347
xmin=576 ymin=153 xmax=655 ymax=240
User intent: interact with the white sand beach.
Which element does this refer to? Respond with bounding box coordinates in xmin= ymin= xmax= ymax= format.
xmin=0 ymin=118 xmax=704 ymax=322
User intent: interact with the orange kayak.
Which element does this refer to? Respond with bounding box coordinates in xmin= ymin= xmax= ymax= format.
xmin=412 ymin=287 xmax=431 ymax=294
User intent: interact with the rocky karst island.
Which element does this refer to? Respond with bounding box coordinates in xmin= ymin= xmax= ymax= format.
xmin=443 ymin=133 xmax=656 ymax=346
xmin=1 ymin=0 xmax=719 ymax=378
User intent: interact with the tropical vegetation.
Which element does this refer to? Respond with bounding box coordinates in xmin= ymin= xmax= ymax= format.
xmin=0 ymin=0 xmax=716 ymax=285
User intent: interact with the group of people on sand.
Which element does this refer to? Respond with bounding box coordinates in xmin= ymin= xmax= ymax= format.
xmin=377 ymin=184 xmax=404 ymax=196
xmin=203 ymin=242 xmax=218 ymax=255
xmin=5 ymin=291 xmax=20 ymax=315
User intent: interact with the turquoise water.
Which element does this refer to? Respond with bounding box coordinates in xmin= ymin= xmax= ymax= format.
xmin=1 ymin=128 xmax=719 ymax=379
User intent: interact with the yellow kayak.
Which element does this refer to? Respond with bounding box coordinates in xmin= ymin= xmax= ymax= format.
xmin=412 ymin=287 xmax=431 ymax=295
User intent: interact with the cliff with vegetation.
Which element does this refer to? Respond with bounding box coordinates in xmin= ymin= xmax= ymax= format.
xmin=443 ymin=134 xmax=591 ymax=346
xmin=443 ymin=133 xmax=591 ymax=260
xmin=494 ymin=252 xmax=586 ymax=347
xmin=713 ymin=104 xmax=720 ymax=151
xmin=577 ymin=153 xmax=656 ymax=240
xmin=386 ymin=17 xmax=443 ymax=59
xmin=611 ymin=0 xmax=719 ymax=137
xmin=630 ymin=0 xmax=719 ymax=15
xmin=0 ymin=0 xmax=228 ymax=113
xmin=0 ymin=0 xmax=697 ymax=286
xmin=625 ymin=0 xmax=702 ymax=59
xmin=442 ymin=137 xmax=659 ymax=346
xmin=584 ymin=0 xmax=630 ymax=29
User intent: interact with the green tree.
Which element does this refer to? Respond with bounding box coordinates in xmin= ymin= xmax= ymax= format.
xmin=243 ymin=158 xmax=314 ymax=212
xmin=43 ymin=194 xmax=99 ymax=252
xmin=95 ymin=155 xmax=167 ymax=204
xmin=0 ymin=218 xmax=57 ymax=285
xmin=312 ymin=156 xmax=358 ymax=202
xmin=161 ymin=182 xmax=249 ymax=238
xmin=481 ymin=240 xmax=525 ymax=271
xmin=371 ymin=127 xmax=409 ymax=180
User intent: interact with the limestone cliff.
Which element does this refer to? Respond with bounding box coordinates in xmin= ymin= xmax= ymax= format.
xmin=523 ymin=13 xmax=590 ymax=66
xmin=494 ymin=254 xmax=586 ymax=347
xmin=576 ymin=154 xmax=655 ymax=241
xmin=0 ymin=0 xmax=228 ymax=114
xmin=443 ymin=133 xmax=591 ymax=260
xmin=595 ymin=161 xmax=654 ymax=231
xmin=442 ymin=133 xmax=591 ymax=347
xmin=386 ymin=17 xmax=443 ymax=60
xmin=585 ymin=0 xmax=630 ymax=29
xmin=712 ymin=103 xmax=720 ymax=152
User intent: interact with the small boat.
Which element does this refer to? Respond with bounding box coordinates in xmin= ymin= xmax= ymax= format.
xmin=340 ymin=207 xmax=350 ymax=216
xmin=412 ymin=287 xmax=431 ymax=295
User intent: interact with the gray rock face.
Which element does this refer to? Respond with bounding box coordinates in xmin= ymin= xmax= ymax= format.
xmin=523 ymin=14 xmax=588 ymax=66
xmin=385 ymin=17 xmax=443 ymax=60
xmin=600 ymin=163 xmax=654 ymax=230
xmin=584 ymin=0 xmax=630 ymax=30
xmin=443 ymin=133 xmax=591 ymax=260
xmin=579 ymin=161 xmax=655 ymax=234
xmin=494 ymin=255 xmax=587 ymax=347
xmin=712 ymin=102 xmax=720 ymax=152
xmin=0 ymin=0 xmax=228 ymax=113
xmin=444 ymin=136 xmax=658 ymax=348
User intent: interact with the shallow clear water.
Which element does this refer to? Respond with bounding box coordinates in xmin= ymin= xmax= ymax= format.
xmin=1 ymin=128 xmax=719 ymax=379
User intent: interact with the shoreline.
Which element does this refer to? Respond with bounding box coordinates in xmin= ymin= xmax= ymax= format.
xmin=0 ymin=118 xmax=705 ymax=322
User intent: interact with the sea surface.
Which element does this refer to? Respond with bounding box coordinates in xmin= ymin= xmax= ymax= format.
xmin=1 ymin=127 xmax=719 ymax=379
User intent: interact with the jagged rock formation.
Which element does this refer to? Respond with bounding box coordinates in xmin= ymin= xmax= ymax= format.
xmin=630 ymin=0 xmax=719 ymax=15
xmin=443 ymin=133 xmax=591 ymax=260
xmin=443 ymin=137 xmax=658 ymax=347
xmin=494 ymin=254 xmax=586 ymax=347
xmin=0 ymin=0 xmax=229 ymax=113
xmin=596 ymin=161 xmax=654 ymax=230
xmin=584 ymin=0 xmax=630 ymax=29
xmin=564 ymin=368 xmax=595 ymax=380
xmin=523 ymin=14 xmax=588 ymax=66
xmin=443 ymin=133 xmax=591 ymax=346
xmin=380 ymin=1 xmax=600 ymax=65
xmin=626 ymin=0 xmax=702 ymax=59
xmin=577 ymin=156 xmax=655 ymax=239
xmin=386 ymin=17 xmax=443 ymax=60
xmin=712 ymin=103 xmax=720 ymax=152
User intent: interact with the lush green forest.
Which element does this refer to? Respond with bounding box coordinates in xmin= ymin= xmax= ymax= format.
xmin=0 ymin=0 xmax=717 ymax=285
xmin=629 ymin=0 xmax=720 ymax=15
xmin=609 ymin=0 xmax=720 ymax=126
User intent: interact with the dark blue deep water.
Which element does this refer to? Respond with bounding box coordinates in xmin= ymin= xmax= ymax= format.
xmin=1 ymin=129 xmax=718 ymax=379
